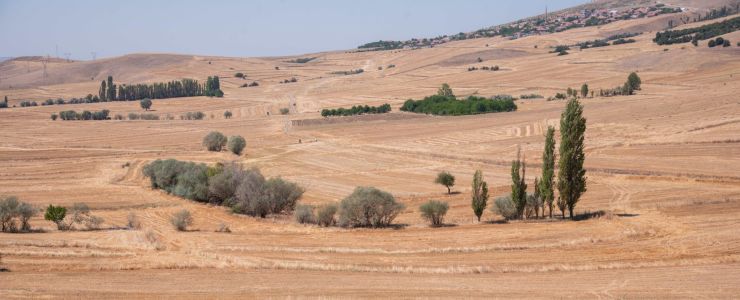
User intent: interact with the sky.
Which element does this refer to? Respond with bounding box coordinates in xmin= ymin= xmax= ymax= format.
xmin=0 ymin=0 xmax=587 ymax=60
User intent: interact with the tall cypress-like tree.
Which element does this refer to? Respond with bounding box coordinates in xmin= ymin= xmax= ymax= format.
xmin=540 ymin=126 xmax=556 ymax=218
xmin=557 ymin=98 xmax=587 ymax=219
xmin=99 ymin=80 xmax=107 ymax=101
xmin=107 ymin=76 xmax=116 ymax=101
xmin=471 ymin=170 xmax=489 ymax=222
xmin=511 ymin=148 xmax=527 ymax=219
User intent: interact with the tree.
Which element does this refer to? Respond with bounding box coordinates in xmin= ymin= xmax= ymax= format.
xmin=511 ymin=148 xmax=527 ymax=219
xmin=294 ymin=204 xmax=315 ymax=224
xmin=471 ymin=170 xmax=489 ymax=222
xmin=51 ymin=114 xmax=58 ymax=121
xmin=419 ymin=200 xmax=449 ymax=226
xmin=627 ymin=72 xmax=642 ymax=91
xmin=99 ymin=80 xmax=107 ymax=101
xmin=540 ymin=126 xmax=556 ymax=218
xmin=437 ymin=83 xmax=454 ymax=97
xmin=434 ymin=171 xmax=455 ymax=194
xmin=171 ymin=209 xmax=193 ymax=231
xmin=106 ymin=76 xmax=116 ymax=101
xmin=337 ymin=187 xmax=405 ymax=228
xmin=558 ymin=98 xmax=587 ymax=218
xmin=316 ymin=203 xmax=337 ymax=227
xmin=44 ymin=205 xmax=67 ymax=230
xmin=580 ymin=83 xmax=589 ymax=98
xmin=140 ymin=98 xmax=152 ymax=111
xmin=227 ymin=135 xmax=246 ymax=155
xmin=224 ymin=111 xmax=233 ymax=119
xmin=202 ymin=131 xmax=227 ymax=151
xmin=234 ymin=72 xmax=244 ymax=78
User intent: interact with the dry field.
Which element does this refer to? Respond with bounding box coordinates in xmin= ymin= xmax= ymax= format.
xmin=1 ymin=3 xmax=740 ymax=298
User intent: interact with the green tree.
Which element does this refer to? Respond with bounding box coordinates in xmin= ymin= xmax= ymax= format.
xmin=437 ymin=83 xmax=454 ymax=97
xmin=99 ymin=80 xmax=107 ymax=101
xmin=44 ymin=205 xmax=67 ymax=230
xmin=223 ymin=111 xmax=233 ymax=119
xmin=540 ymin=126 xmax=556 ymax=218
xmin=581 ymin=83 xmax=589 ymax=98
xmin=627 ymin=72 xmax=641 ymax=91
xmin=434 ymin=171 xmax=455 ymax=194
xmin=471 ymin=170 xmax=489 ymax=222
xmin=511 ymin=149 xmax=527 ymax=219
xmin=557 ymin=98 xmax=587 ymax=218
xmin=140 ymin=98 xmax=152 ymax=111
xmin=227 ymin=135 xmax=246 ymax=155
xmin=106 ymin=76 xmax=116 ymax=101
xmin=202 ymin=131 xmax=227 ymax=152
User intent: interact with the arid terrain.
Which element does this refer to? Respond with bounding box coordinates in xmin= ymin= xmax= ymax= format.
xmin=1 ymin=0 xmax=740 ymax=298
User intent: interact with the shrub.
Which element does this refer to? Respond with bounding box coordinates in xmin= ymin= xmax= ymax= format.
xmin=0 ymin=196 xmax=34 ymax=232
xmin=203 ymin=131 xmax=227 ymax=152
xmin=434 ymin=171 xmax=455 ymax=194
xmin=294 ymin=204 xmax=315 ymax=224
xmin=279 ymin=108 xmax=290 ymax=115
xmin=128 ymin=113 xmax=140 ymax=120
xmin=316 ymin=203 xmax=337 ymax=227
xmin=171 ymin=209 xmax=193 ymax=231
xmin=227 ymin=135 xmax=246 ymax=155
xmin=207 ymin=162 xmax=242 ymax=205
xmin=216 ymin=223 xmax=231 ymax=233
xmin=140 ymin=98 xmax=152 ymax=111
xmin=627 ymin=72 xmax=642 ymax=90
xmin=172 ymin=163 xmax=209 ymax=202
xmin=127 ymin=212 xmax=141 ymax=229
xmin=492 ymin=196 xmax=517 ymax=220
xmin=51 ymin=113 xmax=58 ymax=120
xmin=44 ymin=204 xmax=67 ymax=230
xmin=264 ymin=177 xmax=305 ymax=214
xmin=708 ymin=39 xmax=717 ymax=47
xmin=338 ymin=187 xmax=405 ymax=228
xmin=182 ymin=111 xmax=206 ymax=120
xmin=232 ymin=168 xmax=269 ymax=217
xmin=520 ymin=94 xmax=543 ymax=99
xmin=223 ymin=110 xmax=232 ymax=119
xmin=234 ymin=72 xmax=245 ymax=78
xmin=321 ymin=103 xmax=390 ymax=117
xmin=437 ymin=83 xmax=454 ymax=97
xmin=419 ymin=200 xmax=449 ymax=226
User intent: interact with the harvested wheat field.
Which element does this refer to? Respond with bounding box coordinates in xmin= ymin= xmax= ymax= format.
xmin=1 ymin=0 xmax=740 ymax=298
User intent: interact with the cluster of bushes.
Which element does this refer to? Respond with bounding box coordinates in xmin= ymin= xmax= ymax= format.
xmin=467 ymin=65 xmax=500 ymax=71
xmin=55 ymin=109 xmax=110 ymax=121
xmin=20 ymin=101 xmax=38 ymax=107
xmin=387 ymin=64 xmax=396 ymax=68
xmin=280 ymin=77 xmax=298 ymax=84
xmin=358 ymin=40 xmax=404 ymax=51
xmin=240 ymin=81 xmax=259 ymax=88
xmin=401 ymin=91 xmax=516 ymax=116
xmin=202 ymin=131 xmax=246 ymax=155
xmin=578 ymin=32 xmax=640 ymax=49
xmin=520 ymin=94 xmax=543 ymax=99
xmin=320 ymin=103 xmax=391 ymax=117
xmin=551 ymin=45 xmax=570 ymax=56
xmin=330 ymin=69 xmax=364 ymax=75
xmin=598 ymin=72 xmax=641 ymax=97
xmin=294 ymin=203 xmax=337 ymax=226
xmin=127 ymin=113 xmax=160 ymax=120
xmin=654 ymin=16 xmax=740 ymax=45
xmin=286 ymin=57 xmax=316 ymax=63
xmin=708 ymin=36 xmax=732 ymax=47
xmin=181 ymin=111 xmax=206 ymax=120
xmin=0 ymin=196 xmax=35 ymax=232
xmin=143 ymin=160 xmax=305 ymax=218
xmin=43 ymin=203 xmax=104 ymax=231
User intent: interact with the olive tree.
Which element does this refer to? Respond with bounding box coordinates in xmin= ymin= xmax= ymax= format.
xmin=434 ymin=171 xmax=455 ymax=194
xmin=203 ymin=131 xmax=227 ymax=151
xmin=227 ymin=135 xmax=246 ymax=155
xmin=419 ymin=200 xmax=449 ymax=226
xmin=140 ymin=98 xmax=152 ymax=111
xmin=338 ymin=187 xmax=405 ymax=228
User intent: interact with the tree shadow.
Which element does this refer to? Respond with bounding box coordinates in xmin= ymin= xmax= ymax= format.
xmin=484 ymin=219 xmax=510 ymax=224
xmin=0 ymin=268 xmax=10 ymax=272
xmin=430 ymin=223 xmax=458 ymax=228
xmin=387 ymin=224 xmax=409 ymax=230
xmin=616 ymin=213 xmax=639 ymax=218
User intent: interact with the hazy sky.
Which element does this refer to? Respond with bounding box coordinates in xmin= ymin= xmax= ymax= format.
xmin=0 ymin=0 xmax=587 ymax=60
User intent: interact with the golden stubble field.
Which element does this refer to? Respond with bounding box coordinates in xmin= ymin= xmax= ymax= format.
xmin=1 ymin=8 xmax=740 ymax=299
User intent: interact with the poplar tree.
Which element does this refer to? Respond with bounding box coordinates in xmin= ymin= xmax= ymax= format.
xmin=511 ymin=148 xmax=527 ymax=219
xmin=471 ymin=170 xmax=488 ymax=222
xmin=557 ymin=98 xmax=587 ymax=218
xmin=540 ymin=126 xmax=556 ymax=218
xmin=99 ymin=80 xmax=107 ymax=101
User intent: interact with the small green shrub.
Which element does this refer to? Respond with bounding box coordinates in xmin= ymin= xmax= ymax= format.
xmin=492 ymin=195 xmax=517 ymax=220
xmin=316 ymin=203 xmax=337 ymax=227
xmin=419 ymin=200 xmax=449 ymax=226
xmin=294 ymin=204 xmax=315 ymax=224
xmin=227 ymin=136 xmax=246 ymax=155
xmin=44 ymin=204 xmax=67 ymax=230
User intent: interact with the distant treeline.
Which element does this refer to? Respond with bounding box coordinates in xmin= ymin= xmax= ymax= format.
xmin=99 ymin=75 xmax=223 ymax=101
xmin=578 ymin=32 xmax=640 ymax=49
xmin=654 ymin=16 xmax=740 ymax=45
xmin=330 ymin=69 xmax=364 ymax=76
xmin=358 ymin=40 xmax=404 ymax=51
xmin=321 ymin=103 xmax=391 ymax=117
xmin=401 ymin=95 xmax=516 ymax=116
xmin=55 ymin=109 xmax=110 ymax=121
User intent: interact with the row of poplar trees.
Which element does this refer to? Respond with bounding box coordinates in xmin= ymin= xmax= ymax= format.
xmin=471 ymin=98 xmax=587 ymax=220
xmin=98 ymin=76 xmax=222 ymax=101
